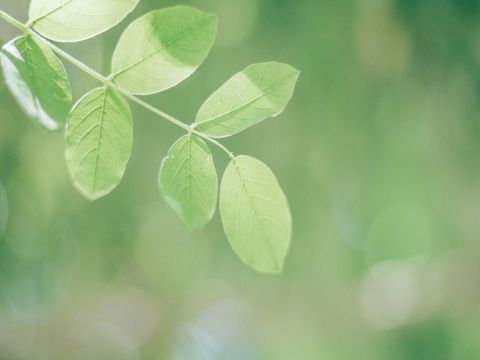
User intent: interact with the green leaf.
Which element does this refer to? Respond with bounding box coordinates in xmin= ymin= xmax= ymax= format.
xmin=29 ymin=0 xmax=140 ymax=42
xmin=111 ymin=6 xmax=217 ymax=95
xmin=159 ymin=135 xmax=218 ymax=229
xmin=194 ymin=62 xmax=300 ymax=138
xmin=220 ymin=155 xmax=292 ymax=273
xmin=0 ymin=35 xmax=72 ymax=131
xmin=65 ymin=87 xmax=133 ymax=200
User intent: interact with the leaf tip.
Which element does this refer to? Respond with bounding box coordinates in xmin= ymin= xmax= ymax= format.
xmin=71 ymin=181 xmax=109 ymax=202
xmin=245 ymin=257 xmax=286 ymax=275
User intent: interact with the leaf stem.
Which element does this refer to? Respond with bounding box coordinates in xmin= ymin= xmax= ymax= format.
xmin=0 ymin=9 xmax=26 ymax=31
xmin=0 ymin=10 xmax=234 ymax=158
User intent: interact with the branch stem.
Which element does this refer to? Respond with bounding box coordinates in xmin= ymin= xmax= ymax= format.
xmin=0 ymin=10 xmax=234 ymax=158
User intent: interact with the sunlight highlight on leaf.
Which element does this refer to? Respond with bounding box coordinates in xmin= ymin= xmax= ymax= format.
xmin=29 ymin=0 xmax=140 ymax=42
xmin=111 ymin=6 xmax=217 ymax=95
xmin=195 ymin=62 xmax=299 ymax=138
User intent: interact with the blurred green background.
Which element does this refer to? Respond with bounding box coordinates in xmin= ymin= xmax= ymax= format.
xmin=2 ymin=0 xmax=480 ymax=358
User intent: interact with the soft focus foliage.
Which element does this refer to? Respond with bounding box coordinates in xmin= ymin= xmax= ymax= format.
xmin=1 ymin=0 xmax=480 ymax=358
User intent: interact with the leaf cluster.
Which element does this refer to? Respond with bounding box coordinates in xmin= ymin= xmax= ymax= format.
xmin=0 ymin=0 xmax=299 ymax=273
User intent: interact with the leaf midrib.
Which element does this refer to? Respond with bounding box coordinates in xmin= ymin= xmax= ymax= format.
xmin=166 ymin=136 xmax=211 ymax=225
xmin=31 ymin=0 xmax=74 ymax=25
xmin=231 ymin=159 xmax=279 ymax=271
xmin=195 ymin=73 xmax=294 ymax=129
xmin=113 ymin=16 xmax=213 ymax=79
xmin=91 ymin=89 xmax=108 ymax=195
xmin=21 ymin=37 xmax=42 ymax=116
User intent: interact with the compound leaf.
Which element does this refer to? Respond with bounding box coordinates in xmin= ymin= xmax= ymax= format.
xmin=65 ymin=87 xmax=133 ymax=200
xmin=0 ymin=35 xmax=72 ymax=131
xmin=111 ymin=6 xmax=217 ymax=95
xmin=220 ymin=155 xmax=292 ymax=273
xmin=159 ymin=135 xmax=218 ymax=229
xmin=195 ymin=62 xmax=299 ymax=138
xmin=29 ymin=0 xmax=140 ymax=42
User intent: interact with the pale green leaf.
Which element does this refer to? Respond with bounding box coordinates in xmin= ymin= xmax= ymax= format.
xmin=111 ymin=6 xmax=217 ymax=95
xmin=159 ymin=135 xmax=218 ymax=229
xmin=220 ymin=155 xmax=292 ymax=273
xmin=0 ymin=35 xmax=72 ymax=131
xmin=65 ymin=87 xmax=133 ymax=200
xmin=29 ymin=0 xmax=140 ymax=42
xmin=195 ymin=62 xmax=300 ymax=138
